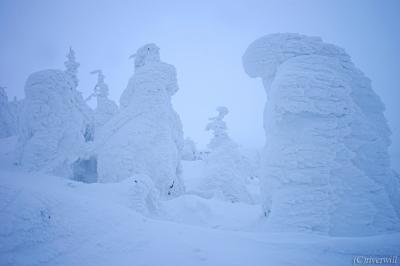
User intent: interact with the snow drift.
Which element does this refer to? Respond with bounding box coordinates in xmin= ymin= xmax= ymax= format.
xmin=243 ymin=33 xmax=400 ymax=236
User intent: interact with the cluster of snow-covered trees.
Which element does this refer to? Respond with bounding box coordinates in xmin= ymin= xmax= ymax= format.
xmin=1 ymin=33 xmax=399 ymax=236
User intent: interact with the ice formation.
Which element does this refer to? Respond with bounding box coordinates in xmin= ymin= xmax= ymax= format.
xmin=243 ymin=33 xmax=400 ymax=235
xmin=0 ymin=87 xmax=15 ymax=138
xmin=88 ymin=70 xmax=118 ymax=130
xmin=95 ymin=43 xmax=184 ymax=198
xmin=17 ymin=48 xmax=94 ymax=176
xmin=201 ymin=107 xmax=252 ymax=203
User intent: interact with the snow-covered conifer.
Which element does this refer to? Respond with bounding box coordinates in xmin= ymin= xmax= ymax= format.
xmin=17 ymin=48 xmax=93 ymax=176
xmin=89 ymin=70 xmax=118 ymax=129
xmin=95 ymin=43 xmax=184 ymax=198
xmin=182 ymin=138 xmax=197 ymax=161
xmin=201 ymin=107 xmax=252 ymax=203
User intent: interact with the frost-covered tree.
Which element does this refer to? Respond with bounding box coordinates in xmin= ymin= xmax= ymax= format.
xmin=182 ymin=138 xmax=197 ymax=161
xmin=0 ymin=87 xmax=15 ymax=138
xmin=205 ymin=106 xmax=230 ymax=149
xmin=88 ymin=70 xmax=118 ymax=129
xmin=201 ymin=107 xmax=252 ymax=203
xmin=17 ymin=48 xmax=93 ymax=176
xmin=243 ymin=33 xmax=400 ymax=236
xmin=95 ymin=43 xmax=184 ymax=198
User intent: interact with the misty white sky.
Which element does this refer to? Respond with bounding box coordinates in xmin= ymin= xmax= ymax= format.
xmin=0 ymin=0 xmax=399 ymax=170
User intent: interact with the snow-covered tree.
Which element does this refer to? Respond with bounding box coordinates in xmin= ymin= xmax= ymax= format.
xmin=200 ymin=107 xmax=252 ymax=203
xmin=243 ymin=33 xmax=400 ymax=236
xmin=0 ymin=87 xmax=15 ymax=138
xmin=89 ymin=70 xmax=118 ymax=129
xmin=182 ymin=138 xmax=197 ymax=161
xmin=17 ymin=48 xmax=93 ymax=176
xmin=95 ymin=43 xmax=184 ymax=198
xmin=64 ymin=47 xmax=80 ymax=87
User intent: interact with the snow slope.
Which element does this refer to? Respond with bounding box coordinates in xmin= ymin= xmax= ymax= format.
xmin=1 ymin=143 xmax=399 ymax=266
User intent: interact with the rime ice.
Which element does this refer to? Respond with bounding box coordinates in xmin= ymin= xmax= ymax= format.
xmin=95 ymin=43 xmax=184 ymax=198
xmin=243 ymin=33 xmax=400 ymax=236
xmin=16 ymin=49 xmax=93 ymax=175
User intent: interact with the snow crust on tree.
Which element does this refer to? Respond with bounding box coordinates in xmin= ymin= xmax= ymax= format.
xmin=0 ymin=87 xmax=15 ymax=138
xmin=95 ymin=43 xmax=184 ymax=198
xmin=17 ymin=48 xmax=94 ymax=176
xmin=89 ymin=70 xmax=118 ymax=130
xmin=200 ymin=107 xmax=252 ymax=203
xmin=243 ymin=33 xmax=400 ymax=236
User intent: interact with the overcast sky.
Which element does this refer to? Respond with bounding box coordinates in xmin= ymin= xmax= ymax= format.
xmin=0 ymin=0 xmax=399 ymax=170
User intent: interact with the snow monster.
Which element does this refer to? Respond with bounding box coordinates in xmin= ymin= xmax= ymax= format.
xmin=243 ymin=33 xmax=400 ymax=236
xmin=95 ymin=43 xmax=184 ymax=198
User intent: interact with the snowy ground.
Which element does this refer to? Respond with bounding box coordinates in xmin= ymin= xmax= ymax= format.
xmin=1 ymin=137 xmax=399 ymax=266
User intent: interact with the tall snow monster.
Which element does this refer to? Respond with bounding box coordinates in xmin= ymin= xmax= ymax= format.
xmin=95 ymin=43 xmax=184 ymax=198
xmin=17 ymin=48 xmax=93 ymax=175
xmin=242 ymin=33 xmax=400 ymax=236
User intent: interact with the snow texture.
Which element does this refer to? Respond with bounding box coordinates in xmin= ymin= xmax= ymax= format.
xmin=243 ymin=33 xmax=400 ymax=236
xmin=200 ymin=107 xmax=253 ymax=203
xmin=1 ymin=151 xmax=399 ymax=266
xmin=16 ymin=48 xmax=94 ymax=176
xmin=95 ymin=43 xmax=184 ymax=198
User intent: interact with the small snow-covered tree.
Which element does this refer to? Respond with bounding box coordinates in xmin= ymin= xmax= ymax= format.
xmin=64 ymin=47 xmax=80 ymax=87
xmin=89 ymin=70 xmax=118 ymax=129
xmin=182 ymin=138 xmax=197 ymax=161
xmin=201 ymin=107 xmax=252 ymax=203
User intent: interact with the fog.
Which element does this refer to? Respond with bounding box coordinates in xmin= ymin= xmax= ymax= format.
xmin=1 ymin=0 xmax=399 ymax=170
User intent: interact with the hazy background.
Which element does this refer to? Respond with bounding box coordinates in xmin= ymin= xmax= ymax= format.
xmin=0 ymin=0 xmax=399 ymax=170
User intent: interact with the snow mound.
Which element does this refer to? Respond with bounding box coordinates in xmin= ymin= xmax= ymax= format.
xmin=243 ymin=33 xmax=400 ymax=236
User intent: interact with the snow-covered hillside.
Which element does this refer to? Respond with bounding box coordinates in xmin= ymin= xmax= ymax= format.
xmin=1 ymin=137 xmax=399 ymax=266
